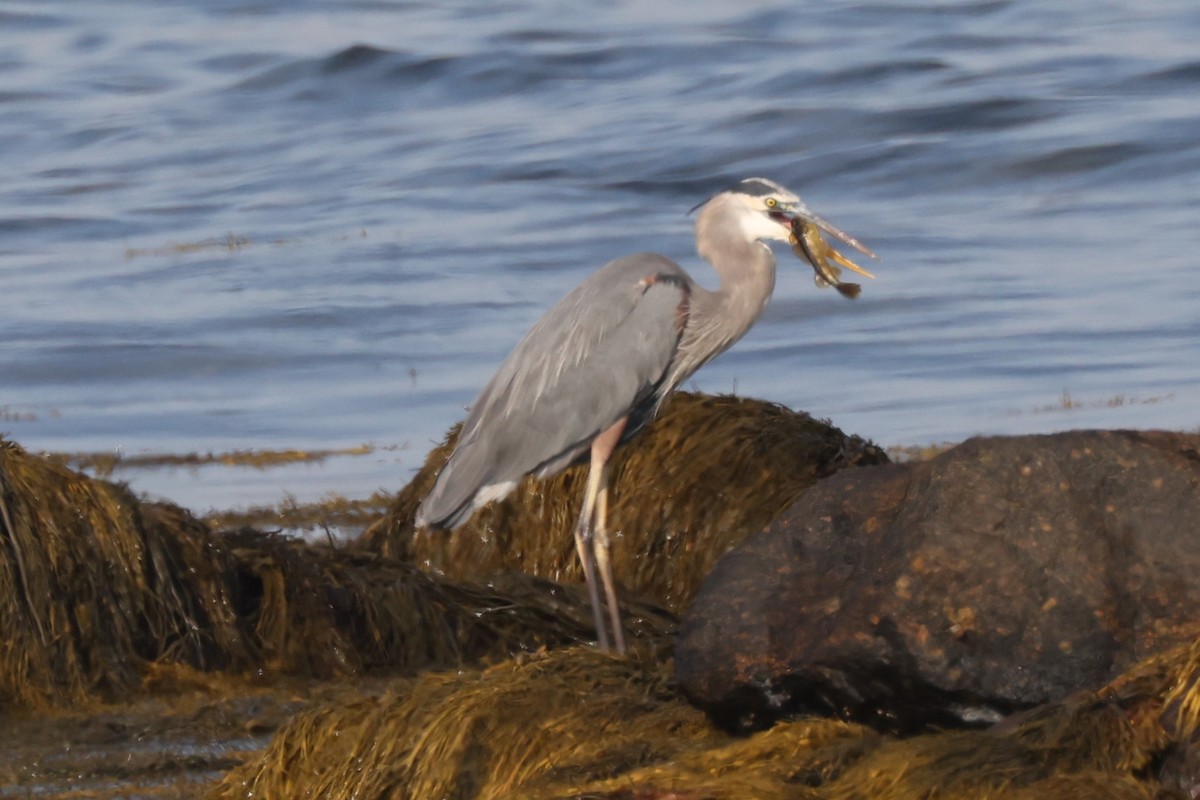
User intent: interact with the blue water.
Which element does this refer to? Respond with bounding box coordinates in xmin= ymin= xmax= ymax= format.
xmin=2 ymin=0 xmax=1198 ymax=514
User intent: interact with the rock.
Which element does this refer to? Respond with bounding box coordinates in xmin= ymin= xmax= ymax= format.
xmin=676 ymin=430 xmax=1200 ymax=733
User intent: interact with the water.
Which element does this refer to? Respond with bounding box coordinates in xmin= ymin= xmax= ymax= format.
xmin=2 ymin=0 xmax=1198 ymax=515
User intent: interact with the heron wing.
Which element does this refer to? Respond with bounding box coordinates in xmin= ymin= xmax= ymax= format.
xmin=417 ymin=253 xmax=690 ymax=529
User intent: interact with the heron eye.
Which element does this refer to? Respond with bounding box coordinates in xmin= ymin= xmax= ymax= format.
xmin=765 ymin=197 xmax=778 ymax=208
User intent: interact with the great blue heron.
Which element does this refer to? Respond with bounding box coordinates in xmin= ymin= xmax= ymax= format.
xmin=415 ymin=177 xmax=876 ymax=653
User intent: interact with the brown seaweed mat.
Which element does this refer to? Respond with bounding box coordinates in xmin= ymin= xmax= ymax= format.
xmin=361 ymin=392 xmax=887 ymax=612
xmin=0 ymin=437 xmax=674 ymax=709
xmin=210 ymin=639 xmax=1200 ymax=799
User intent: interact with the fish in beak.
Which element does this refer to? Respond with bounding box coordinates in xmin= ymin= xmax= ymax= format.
xmin=789 ymin=215 xmax=877 ymax=300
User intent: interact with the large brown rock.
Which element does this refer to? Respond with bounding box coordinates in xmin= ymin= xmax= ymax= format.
xmin=676 ymin=430 xmax=1200 ymax=733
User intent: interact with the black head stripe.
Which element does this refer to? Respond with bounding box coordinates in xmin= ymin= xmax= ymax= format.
xmin=736 ymin=178 xmax=786 ymax=198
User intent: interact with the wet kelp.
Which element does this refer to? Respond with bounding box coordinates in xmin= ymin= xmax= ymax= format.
xmin=210 ymin=645 xmax=722 ymax=800
xmin=210 ymin=638 xmax=1200 ymax=800
xmin=361 ymin=392 xmax=888 ymax=612
xmin=0 ymin=437 xmax=246 ymax=707
xmin=0 ymin=437 xmax=673 ymax=709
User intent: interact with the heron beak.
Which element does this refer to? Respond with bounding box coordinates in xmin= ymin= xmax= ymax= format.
xmin=795 ymin=205 xmax=878 ymax=263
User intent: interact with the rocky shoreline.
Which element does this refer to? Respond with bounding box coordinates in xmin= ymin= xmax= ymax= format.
xmin=2 ymin=391 xmax=1198 ymax=798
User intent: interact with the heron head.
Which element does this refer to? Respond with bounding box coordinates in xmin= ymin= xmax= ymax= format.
xmin=716 ymin=177 xmax=878 ymax=261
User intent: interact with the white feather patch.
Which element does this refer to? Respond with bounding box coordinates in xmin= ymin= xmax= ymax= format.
xmin=475 ymin=480 xmax=517 ymax=509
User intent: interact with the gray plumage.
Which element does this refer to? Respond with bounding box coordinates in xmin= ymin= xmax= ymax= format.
xmin=417 ymin=253 xmax=689 ymax=529
xmin=414 ymin=177 xmax=875 ymax=652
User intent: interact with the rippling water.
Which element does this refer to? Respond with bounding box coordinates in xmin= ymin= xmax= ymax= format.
xmin=2 ymin=0 xmax=1198 ymax=513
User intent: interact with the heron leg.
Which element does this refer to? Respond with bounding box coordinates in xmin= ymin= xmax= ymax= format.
xmin=575 ymin=463 xmax=610 ymax=651
xmin=588 ymin=416 xmax=628 ymax=654
xmin=592 ymin=459 xmax=627 ymax=654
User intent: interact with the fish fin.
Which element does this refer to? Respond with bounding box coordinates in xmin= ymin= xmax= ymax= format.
xmin=835 ymin=282 xmax=862 ymax=299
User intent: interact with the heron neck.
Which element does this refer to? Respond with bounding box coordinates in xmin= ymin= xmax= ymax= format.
xmin=695 ymin=231 xmax=777 ymax=347
xmin=661 ymin=232 xmax=776 ymax=397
